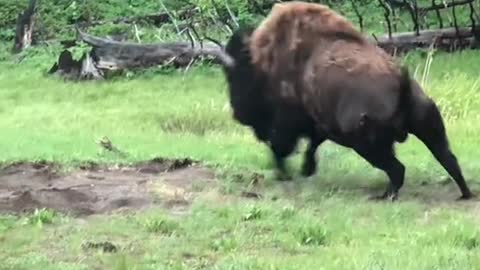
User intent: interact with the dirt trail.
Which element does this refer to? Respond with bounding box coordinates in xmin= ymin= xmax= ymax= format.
xmin=0 ymin=158 xmax=218 ymax=216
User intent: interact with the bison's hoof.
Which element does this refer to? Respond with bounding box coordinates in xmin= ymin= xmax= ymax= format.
xmin=368 ymin=192 xmax=398 ymax=202
xmin=368 ymin=195 xmax=387 ymax=201
xmin=456 ymin=193 xmax=475 ymax=201
xmin=274 ymin=171 xmax=292 ymax=181
xmin=300 ymin=164 xmax=316 ymax=178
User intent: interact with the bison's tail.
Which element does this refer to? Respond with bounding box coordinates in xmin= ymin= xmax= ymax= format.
xmin=397 ymin=66 xmax=412 ymax=113
xmin=393 ymin=66 xmax=413 ymax=142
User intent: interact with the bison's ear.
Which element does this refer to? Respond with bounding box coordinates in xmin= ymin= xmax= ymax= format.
xmin=227 ymin=26 xmax=254 ymax=51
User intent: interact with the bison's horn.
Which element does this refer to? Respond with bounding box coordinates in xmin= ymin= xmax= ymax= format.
xmin=214 ymin=50 xmax=235 ymax=68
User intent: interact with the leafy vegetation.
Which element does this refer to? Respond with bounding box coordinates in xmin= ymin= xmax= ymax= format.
xmin=1 ymin=0 xmax=479 ymax=43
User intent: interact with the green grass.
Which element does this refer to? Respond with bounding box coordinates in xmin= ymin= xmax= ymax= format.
xmin=0 ymin=48 xmax=480 ymax=269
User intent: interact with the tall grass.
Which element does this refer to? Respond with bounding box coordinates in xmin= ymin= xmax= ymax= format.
xmin=1 ymin=48 xmax=479 ymax=175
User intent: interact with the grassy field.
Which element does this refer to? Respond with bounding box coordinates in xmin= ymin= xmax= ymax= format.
xmin=1 ymin=47 xmax=480 ymax=269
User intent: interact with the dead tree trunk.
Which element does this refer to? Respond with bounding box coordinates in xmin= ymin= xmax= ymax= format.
xmin=374 ymin=26 xmax=480 ymax=54
xmin=12 ymin=0 xmax=37 ymax=53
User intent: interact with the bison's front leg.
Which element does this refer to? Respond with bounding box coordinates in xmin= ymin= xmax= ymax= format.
xmin=354 ymin=144 xmax=406 ymax=201
xmin=301 ymin=136 xmax=325 ymax=177
xmin=269 ymin=128 xmax=300 ymax=181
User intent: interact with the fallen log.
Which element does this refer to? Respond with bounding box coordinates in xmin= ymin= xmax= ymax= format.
xmin=78 ymin=29 xmax=231 ymax=69
xmin=374 ymin=26 xmax=480 ymax=54
xmin=49 ymin=28 xmax=233 ymax=80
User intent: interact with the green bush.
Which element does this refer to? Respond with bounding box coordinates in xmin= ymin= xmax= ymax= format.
xmin=1 ymin=0 xmax=478 ymax=44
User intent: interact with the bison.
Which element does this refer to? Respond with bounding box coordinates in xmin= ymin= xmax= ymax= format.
xmin=220 ymin=1 xmax=474 ymax=201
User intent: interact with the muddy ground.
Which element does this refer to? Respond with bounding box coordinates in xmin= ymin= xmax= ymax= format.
xmin=0 ymin=158 xmax=221 ymax=216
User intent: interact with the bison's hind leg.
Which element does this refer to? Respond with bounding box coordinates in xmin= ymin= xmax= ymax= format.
xmin=354 ymin=143 xmax=406 ymax=201
xmin=412 ymin=103 xmax=474 ymax=200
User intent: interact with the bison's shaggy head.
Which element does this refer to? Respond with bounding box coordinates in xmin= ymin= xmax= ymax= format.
xmin=221 ymin=26 xmax=274 ymax=142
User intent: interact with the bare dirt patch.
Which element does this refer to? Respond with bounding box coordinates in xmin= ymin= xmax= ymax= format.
xmin=0 ymin=158 xmax=219 ymax=216
xmin=271 ymin=173 xmax=480 ymax=210
xmin=1 ymin=157 xmax=478 ymax=217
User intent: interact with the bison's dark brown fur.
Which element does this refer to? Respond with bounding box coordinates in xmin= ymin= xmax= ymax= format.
xmin=221 ymin=2 xmax=473 ymax=200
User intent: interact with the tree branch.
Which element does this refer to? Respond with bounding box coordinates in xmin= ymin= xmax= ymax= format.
xmin=351 ymin=0 xmax=364 ymax=32
xmin=379 ymin=0 xmax=393 ymax=39
xmin=452 ymin=0 xmax=460 ymax=37
xmin=419 ymin=0 xmax=474 ymax=12
xmin=432 ymin=0 xmax=444 ymax=28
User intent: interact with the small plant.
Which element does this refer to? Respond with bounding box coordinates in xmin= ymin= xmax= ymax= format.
xmin=279 ymin=205 xmax=296 ymax=220
xmin=462 ymin=236 xmax=480 ymax=250
xmin=219 ymin=174 xmax=241 ymax=195
xmin=215 ymin=207 xmax=233 ymax=219
xmin=82 ymin=241 xmax=118 ymax=253
xmin=67 ymin=41 xmax=91 ymax=61
xmin=24 ymin=208 xmax=59 ymax=227
xmin=210 ymin=235 xmax=237 ymax=252
xmin=242 ymin=205 xmax=263 ymax=221
xmin=453 ymin=231 xmax=480 ymax=250
xmin=111 ymin=254 xmax=133 ymax=270
xmin=364 ymin=253 xmax=387 ymax=270
xmin=0 ymin=215 xmax=17 ymax=232
xmin=437 ymin=220 xmax=480 ymax=250
xmin=296 ymin=224 xmax=328 ymax=246
xmin=143 ymin=216 xmax=179 ymax=235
